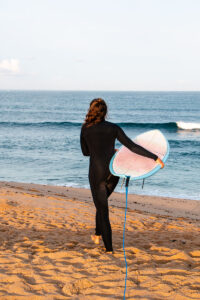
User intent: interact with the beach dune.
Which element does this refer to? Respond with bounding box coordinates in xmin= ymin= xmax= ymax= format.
xmin=0 ymin=181 xmax=200 ymax=299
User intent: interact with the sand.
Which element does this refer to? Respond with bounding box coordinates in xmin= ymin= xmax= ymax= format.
xmin=0 ymin=181 xmax=200 ymax=300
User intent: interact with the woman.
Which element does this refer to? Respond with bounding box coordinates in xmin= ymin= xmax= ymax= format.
xmin=80 ymin=98 xmax=164 ymax=253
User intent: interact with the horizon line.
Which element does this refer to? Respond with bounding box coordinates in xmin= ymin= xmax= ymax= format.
xmin=0 ymin=89 xmax=200 ymax=92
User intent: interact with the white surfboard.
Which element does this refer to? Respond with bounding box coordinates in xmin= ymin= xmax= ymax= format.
xmin=109 ymin=130 xmax=169 ymax=180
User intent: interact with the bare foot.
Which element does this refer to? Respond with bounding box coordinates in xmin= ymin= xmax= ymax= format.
xmin=91 ymin=235 xmax=101 ymax=245
xmin=106 ymin=250 xmax=114 ymax=254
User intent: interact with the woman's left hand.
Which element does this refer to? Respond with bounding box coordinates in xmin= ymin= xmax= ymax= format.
xmin=156 ymin=158 xmax=165 ymax=168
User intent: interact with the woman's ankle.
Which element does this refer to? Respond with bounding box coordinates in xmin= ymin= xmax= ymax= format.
xmin=105 ymin=248 xmax=113 ymax=253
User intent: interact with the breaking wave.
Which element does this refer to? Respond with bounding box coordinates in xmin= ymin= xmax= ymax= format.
xmin=0 ymin=121 xmax=199 ymax=131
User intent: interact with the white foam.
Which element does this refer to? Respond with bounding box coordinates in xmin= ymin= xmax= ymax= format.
xmin=177 ymin=121 xmax=200 ymax=130
xmin=57 ymin=182 xmax=90 ymax=189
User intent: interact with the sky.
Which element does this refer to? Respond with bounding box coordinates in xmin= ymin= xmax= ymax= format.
xmin=0 ymin=0 xmax=200 ymax=91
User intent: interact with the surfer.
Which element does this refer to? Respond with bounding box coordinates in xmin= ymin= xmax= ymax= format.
xmin=80 ymin=98 xmax=164 ymax=253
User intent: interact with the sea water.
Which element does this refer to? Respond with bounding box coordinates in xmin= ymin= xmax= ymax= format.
xmin=0 ymin=91 xmax=199 ymax=200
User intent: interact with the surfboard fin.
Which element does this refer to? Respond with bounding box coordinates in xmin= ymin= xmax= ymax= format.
xmin=125 ymin=176 xmax=130 ymax=188
xmin=142 ymin=179 xmax=145 ymax=189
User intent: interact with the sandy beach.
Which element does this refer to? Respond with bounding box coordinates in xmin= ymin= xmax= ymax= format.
xmin=0 ymin=181 xmax=200 ymax=300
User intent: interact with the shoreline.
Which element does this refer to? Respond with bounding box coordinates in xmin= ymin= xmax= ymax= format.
xmin=50 ymin=182 xmax=200 ymax=202
xmin=1 ymin=181 xmax=200 ymax=220
xmin=0 ymin=181 xmax=200 ymax=299
xmin=1 ymin=180 xmax=199 ymax=201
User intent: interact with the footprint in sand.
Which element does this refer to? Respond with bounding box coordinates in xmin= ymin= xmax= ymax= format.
xmin=65 ymin=241 xmax=78 ymax=249
xmin=18 ymin=274 xmax=37 ymax=285
xmin=62 ymin=278 xmax=93 ymax=296
xmin=6 ymin=200 xmax=19 ymax=207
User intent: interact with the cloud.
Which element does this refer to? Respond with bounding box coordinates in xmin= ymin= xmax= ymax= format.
xmin=0 ymin=59 xmax=20 ymax=74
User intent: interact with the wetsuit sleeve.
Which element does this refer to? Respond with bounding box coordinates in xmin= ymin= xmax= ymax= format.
xmin=80 ymin=128 xmax=90 ymax=156
xmin=116 ymin=126 xmax=158 ymax=161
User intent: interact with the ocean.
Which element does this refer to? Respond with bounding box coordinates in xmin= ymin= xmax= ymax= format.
xmin=0 ymin=91 xmax=199 ymax=200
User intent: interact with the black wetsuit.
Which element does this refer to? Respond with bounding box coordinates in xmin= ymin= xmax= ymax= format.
xmin=80 ymin=120 xmax=158 ymax=251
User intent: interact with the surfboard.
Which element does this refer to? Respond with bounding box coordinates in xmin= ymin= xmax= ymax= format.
xmin=109 ymin=129 xmax=170 ymax=180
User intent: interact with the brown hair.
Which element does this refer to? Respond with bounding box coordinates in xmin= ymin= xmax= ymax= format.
xmin=84 ymin=98 xmax=107 ymax=127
